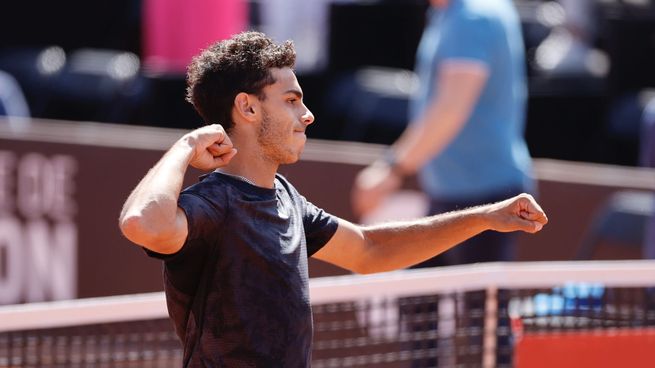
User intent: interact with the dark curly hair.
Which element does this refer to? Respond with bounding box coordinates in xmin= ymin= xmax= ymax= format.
xmin=186 ymin=31 xmax=296 ymax=132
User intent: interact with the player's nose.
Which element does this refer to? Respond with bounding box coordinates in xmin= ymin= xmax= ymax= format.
xmin=301 ymin=104 xmax=315 ymax=126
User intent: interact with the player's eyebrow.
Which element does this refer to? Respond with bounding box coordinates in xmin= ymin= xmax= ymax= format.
xmin=284 ymin=89 xmax=303 ymax=99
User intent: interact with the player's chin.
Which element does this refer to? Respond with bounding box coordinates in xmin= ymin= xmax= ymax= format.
xmin=285 ymin=152 xmax=302 ymax=164
xmin=288 ymin=144 xmax=306 ymax=163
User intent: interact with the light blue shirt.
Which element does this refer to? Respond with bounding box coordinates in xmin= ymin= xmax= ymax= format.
xmin=411 ymin=0 xmax=533 ymax=201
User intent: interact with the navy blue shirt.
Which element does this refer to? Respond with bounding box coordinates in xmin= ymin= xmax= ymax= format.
xmin=146 ymin=172 xmax=339 ymax=367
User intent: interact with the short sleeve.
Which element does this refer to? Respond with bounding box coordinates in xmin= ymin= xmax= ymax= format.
xmin=439 ymin=13 xmax=496 ymax=64
xmin=302 ymin=198 xmax=339 ymax=257
xmin=144 ymin=191 xmax=226 ymax=295
xmin=144 ymin=191 xmax=225 ymax=263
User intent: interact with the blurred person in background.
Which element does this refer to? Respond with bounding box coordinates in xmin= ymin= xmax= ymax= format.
xmin=119 ymin=31 xmax=547 ymax=366
xmin=641 ymin=95 xmax=655 ymax=259
xmin=353 ymin=0 xmax=535 ymax=268
xmin=0 ymin=70 xmax=29 ymax=116
xmin=258 ymin=0 xmax=330 ymax=73
xmin=533 ymin=0 xmax=602 ymax=76
xmin=0 ymin=70 xmax=30 ymax=129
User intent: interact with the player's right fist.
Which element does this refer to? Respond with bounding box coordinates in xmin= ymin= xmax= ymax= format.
xmin=183 ymin=124 xmax=238 ymax=171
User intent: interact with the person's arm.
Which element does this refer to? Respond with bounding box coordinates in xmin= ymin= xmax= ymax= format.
xmin=391 ymin=60 xmax=489 ymax=173
xmin=118 ymin=124 xmax=237 ymax=254
xmin=314 ymin=193 xmax=547 ymax=274
xmin=352 ymin=60 xmax=489 ymax=216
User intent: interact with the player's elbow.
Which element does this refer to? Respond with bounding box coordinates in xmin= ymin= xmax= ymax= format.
xmin=119 ymin=214 xmax=155 ymax=247
xmin=351 ymin=264 xmax=379 ymax=275
xmin=119 ymin=213 xmax=185 ymax=254
xmin=347 ymin=240 xmax=388 ymax=275
xmin=119 ymin=213 xmax=168 ymax=247
xmin=352 ymin=259 xmax=397 ymax=275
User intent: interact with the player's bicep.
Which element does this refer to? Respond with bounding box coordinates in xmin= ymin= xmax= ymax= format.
xmin=312 ymin=218 xmax=370 ymax=273
xmin=141 ymin=206 xmax=189 ymax=255
xmin=162 ymin=206 xmax=190 ymax=253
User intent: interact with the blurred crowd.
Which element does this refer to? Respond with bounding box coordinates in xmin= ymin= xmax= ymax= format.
xmin=0 ymin=0 xmax=654 ymax=169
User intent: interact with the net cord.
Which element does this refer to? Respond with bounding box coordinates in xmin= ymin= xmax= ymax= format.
xmin=2 ymin=260 xmax=655 ymax=333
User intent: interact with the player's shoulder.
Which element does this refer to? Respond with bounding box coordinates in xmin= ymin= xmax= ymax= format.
xmin=179 ymin=172 xmax=234 ymax=207
xmin=453 ymin=8 xmax=492 ymax=27
xmin=274 ymin=173 xmax=298 ymax=194
xmin=182 ymin=172 xmax=228 ymax=193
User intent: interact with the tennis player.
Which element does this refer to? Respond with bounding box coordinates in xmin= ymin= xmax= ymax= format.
xmin=119 ymin=31 xmax=548 ymax=367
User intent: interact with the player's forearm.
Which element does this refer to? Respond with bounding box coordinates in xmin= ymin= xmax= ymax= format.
xmin=119 ymin=140 xmax=194 ymax=240
xmin=359 ymin=206 xmax=490 ymax=273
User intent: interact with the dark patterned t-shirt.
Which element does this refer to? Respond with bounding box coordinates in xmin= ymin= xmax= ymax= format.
xmin=146 ymin=172 xmax=339 ymax=367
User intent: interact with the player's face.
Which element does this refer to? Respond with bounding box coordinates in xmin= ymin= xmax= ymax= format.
xmin=256 ymin=68 xmax=315 ymax=164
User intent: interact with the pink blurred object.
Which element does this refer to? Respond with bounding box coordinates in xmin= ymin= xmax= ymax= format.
xmin=143 ymin=0 xmax=248 ymax=73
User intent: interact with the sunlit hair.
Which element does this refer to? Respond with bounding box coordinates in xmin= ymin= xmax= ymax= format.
xmin=186 ymin=31 xmax=296 ymax=131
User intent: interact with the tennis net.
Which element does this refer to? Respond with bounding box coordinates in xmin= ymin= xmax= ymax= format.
xmin=2 ymin=260 xmax=655 ymax=367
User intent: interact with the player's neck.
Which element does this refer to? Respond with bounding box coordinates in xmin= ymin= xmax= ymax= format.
xmin=222 ymin=122 xmax=280 ymax=188
xmin=218 ymin=148 xmax=278 ymax=189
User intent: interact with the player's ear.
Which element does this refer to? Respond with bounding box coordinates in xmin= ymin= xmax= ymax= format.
xmin=234 ymin=92 xmax=259 ymax=122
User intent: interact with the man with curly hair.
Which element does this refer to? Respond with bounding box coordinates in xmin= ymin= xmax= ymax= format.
xmin=119 ymin=31 xmax=548 ymax=367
